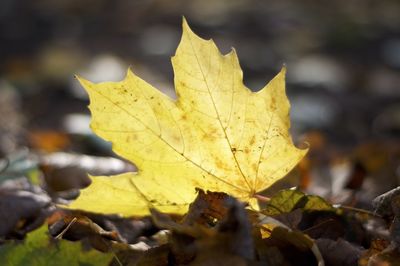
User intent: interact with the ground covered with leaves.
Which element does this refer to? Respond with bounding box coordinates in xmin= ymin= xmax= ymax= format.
xmin=2 ymin=182 xmax=400 ymax=265
xmin=1 ymin=1 xmax=400 ymax=266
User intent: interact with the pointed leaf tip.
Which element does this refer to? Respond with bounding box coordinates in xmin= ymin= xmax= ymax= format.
xmin=126 ymin=67 xmax=135 ymax=78
xmin=182 ymin=16 xmax=193 ymax=35
xmin=76 ymin=76 xmax=93 ymax=88
xmin=182 ymin=15 xmax=187 ymax=24
xmin=280 ymin=65 xmax=287 ymax=75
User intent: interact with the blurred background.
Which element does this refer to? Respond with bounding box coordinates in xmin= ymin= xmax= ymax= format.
xmin=0 ymin=0 xmax=399 ymax=211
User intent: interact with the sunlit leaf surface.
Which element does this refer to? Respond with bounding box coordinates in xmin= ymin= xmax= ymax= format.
xmin=70 ymin=19 xmax=307 ymax=216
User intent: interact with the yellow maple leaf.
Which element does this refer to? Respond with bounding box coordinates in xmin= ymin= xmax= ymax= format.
xmin=69 ymin=19 xmax=308 ymax=216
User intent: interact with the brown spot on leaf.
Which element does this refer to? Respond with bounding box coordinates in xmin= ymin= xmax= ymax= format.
xmin=172 ymin=134 xmax=181 ymax=143
xmin=215 ymin=157 xmax=229 ymax=171
xmin=251 ymin=163 xmax=257 ymax=172
xmin=270 ymin=98 xmax=276 ymax=110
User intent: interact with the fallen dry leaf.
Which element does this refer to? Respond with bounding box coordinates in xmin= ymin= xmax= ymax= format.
xmin=150 ymin=195 xmax=253 ymax=266
xmin=183 ymin=189 xmax=229 ymax=226
xmin=69 ymin=18 xmax=307 ymax=216
xmin=316 ymin=238 xmax=364 ymax=266
xmin=0 ymin=189 xmax=52 ymax=239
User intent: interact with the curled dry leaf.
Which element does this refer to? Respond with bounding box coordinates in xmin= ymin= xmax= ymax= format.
xmin=316 ymin=238 xmax=364 ymax=266
xmin=48 ymin=211 xmax=121 ymax=252
xmin=257 ymin=214 xmax=324 ymax=266
xmin=183 ymin=189 xmax=229 ymax=226
xmin=149 ymin=194 xmax=253 ymax=266
xmin=47 ymin=209 xmax=156 ymax=246
xmin=39 ymin=152 xmax=136 ymax=193
xmin=359 ymin=239 xmax=390 ymax=266
xmin=0 ymin=189 xmax=52 ymax=239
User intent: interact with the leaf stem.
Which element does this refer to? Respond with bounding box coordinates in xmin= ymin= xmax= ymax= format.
xmin=255 ymin=194 xmax=271 ymax=202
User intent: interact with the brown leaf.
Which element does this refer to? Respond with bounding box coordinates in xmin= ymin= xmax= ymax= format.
xmin=151 ymin=194 xmax=254 ymax=265
xmin=48 ymin=210 xmax=121 ymax=252
xmin=260 ymin=226 xmax=318 ymax=266
xmin=183 ymin=189 xmax=229 ymax=226
xmin=366 ymin=246 xmax=400 ymax=266
xmin=316 ymin=238 xmax=364 ymax=266
xmin=39 ymin=152 xmax=136 ymax=193
xmin=0 ymin=189 xmax=52 ymax=239
xmin=359 ymin=239 xmax=390 ymax=266
xmin=299 ymin=211 xmax=346 ymax=240
xmin=373 ymin=187 xmax=400 ymax=217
